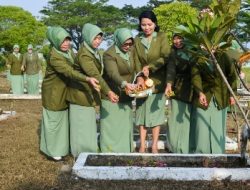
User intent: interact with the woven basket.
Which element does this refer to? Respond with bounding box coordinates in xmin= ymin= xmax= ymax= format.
xmin=127 ymin=72 xmax=155 ymax=98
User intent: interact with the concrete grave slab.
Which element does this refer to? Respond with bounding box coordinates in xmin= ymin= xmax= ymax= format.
xmin=73 ymin=153 xmax=250 ymax=181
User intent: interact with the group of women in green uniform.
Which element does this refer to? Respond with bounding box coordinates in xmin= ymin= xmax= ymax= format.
xmin=167 ymin=34 xmax=237 ymax=154
xmin=6 ymin=44 xmax=41 ymax=94
xmin=39 ymin=10 xmax=237 ymax=161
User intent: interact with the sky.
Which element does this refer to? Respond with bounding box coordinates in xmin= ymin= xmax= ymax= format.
xmin=0 ymin=0 xmax=149 ymax=17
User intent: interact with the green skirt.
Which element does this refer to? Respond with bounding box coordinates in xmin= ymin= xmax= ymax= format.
xmin=40 ymin=108 xmax=69 ymax=157
xmin=26 ymin=73 xmax=40 ymax=94
xmin=100 ymin=100 xmax=134 ymax=153
xmin=11 ymin=75 xmax=24 ymax=95
xmin=191 ymin=98 xmax=227 ymax=154
xmin=135 ymin=93 xmax=166 ymax=128
xmin=69 ymin=104 xmax=98 ymax=157
xmin=167 ymin=99 xmax=192 ymax=153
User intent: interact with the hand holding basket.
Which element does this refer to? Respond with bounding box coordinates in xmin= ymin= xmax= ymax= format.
xmin=126 ymin=72 xmax=155 ymax=98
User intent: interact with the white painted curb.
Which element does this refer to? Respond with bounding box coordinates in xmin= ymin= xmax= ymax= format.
xmin=73 ymin=153 xmax=250 ymax=181
xmin=0 ymin=94 xmax=41 ymax=99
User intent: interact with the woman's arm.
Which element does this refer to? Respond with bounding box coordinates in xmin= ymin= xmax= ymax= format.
xmin=78 ymin=53 xmax=111 ymax=95
xmin=50 ymin=53 xmax=88 ymax=82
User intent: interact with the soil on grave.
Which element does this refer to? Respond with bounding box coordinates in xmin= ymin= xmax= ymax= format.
xmin=1 ymin=72 xmax=250 ymax=190
xmin=85 ymin=155 xmax=247 ymax=168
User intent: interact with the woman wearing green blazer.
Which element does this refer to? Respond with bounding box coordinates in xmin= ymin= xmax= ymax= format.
xmin=191 ymin=52 xmax=237 ymax=154
xmin=21 ymin=44 xmax=41 ymax=94
xmin=100 ymin=28 xmax=140 ymax=153
xmin=40 ymin=26 xmax=98 ymax=161
xmin=7 ymin=44 xmax=24 ymax=94
xmin=166 ymin=34 xmax=193 ymax=154
xmin=67 ymin=23 xmax=118 ymax=157
xmin=134 ymin=11 xmax=175 ymax=153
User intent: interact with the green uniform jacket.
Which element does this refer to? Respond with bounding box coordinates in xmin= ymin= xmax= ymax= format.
xmin=7 ymin=53 xmax=23 ymax=75
xmin=102 ymin=45 xmax=140 ymax=102
xmin=134 ymin=32 xmax=175 ymax=93
xmin=22 ymin=52 xmax=41 ymax=75
xmin=171 ymin=47 xmax=193 ymax=103
xmin=42 ymin=48 xmax=88 ymax=111
xmin=67 ymin=44 xmax=111 ymax=107
xmin=191 ymin=52 xmax=237 ymax=110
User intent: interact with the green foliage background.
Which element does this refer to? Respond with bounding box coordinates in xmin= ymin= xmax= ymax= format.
xmin=0 ymin=6 xmax=47 ymax=53
xmin=40 ymin=0 xmax=129 ymax=50
xmin=154 ymin=2 xmax=198 ymax=43
xmin=0 ymin=0 xmax=249 ymax=59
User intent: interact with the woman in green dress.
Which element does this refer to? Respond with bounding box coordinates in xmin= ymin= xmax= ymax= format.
xmin=191 ymin=51 xmax=237 ymax=154
xmin=67 ymin=23 xmax=118 ymax=157
xmin=40 ymin=26 xmax=98 ymax=161
xmin=7 ymin=44 xmax=24 ymax=94
xmin=21 ymin=44 xmax=41 ymax=94
xmin=166 ymin=34 xmax=193 ymax=153
xmin=100 ymin=28 xmax=140 ymax=153
xmin=134 ymin=11 xmax=175 ymax=153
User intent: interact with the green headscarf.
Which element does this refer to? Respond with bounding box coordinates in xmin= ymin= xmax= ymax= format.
xmin=46 ymin=26 xmax=72 ymax=51
xmin=82 ymin=23 xmax=103 ymax=68
xmin=27 ymin=44 xmax=33 ymax=50
xmin=114 ymin=28 xmax=133 ymax=62
xmin=113 ymin=28 xmax=133 ymax=48
xmin=46 ymin=26 xmax=73 ymax=63
xmin=82 ymin=23 xmax=103 ymax=50
xmin=12 ymin=44 xmax=20 ymax=58
xmin=13 ymin=44 xmax=19 ymax=49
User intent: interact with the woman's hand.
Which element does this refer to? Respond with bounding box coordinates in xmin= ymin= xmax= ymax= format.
xmin=6 ymin=64 xmax=11 ymax=69
xmin=108 ymin=91 xmax=119 ymax=103
xmin=199 ymin=92 xmax=208 ymax=107
xmin=164 ymin=83 xmax=173 ymax=97
xmin=229 ymin=96 xmax=235 ymax=105
xmin=21 ymin=65 xmax=25 ymax=71
xmin=125 ymin=83 xmax=135 ymax=93
xmin=142 ymin=66 xmax=149 ymax=77
xmin=86 ymin=77 xmax=100 ymax=91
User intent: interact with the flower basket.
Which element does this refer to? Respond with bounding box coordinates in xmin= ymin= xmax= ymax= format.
xmin=126 ymin=72 xmax=155 ymax=98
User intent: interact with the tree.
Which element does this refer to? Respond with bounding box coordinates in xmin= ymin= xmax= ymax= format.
xmin=121 ymin=4 xmax=149 ymax=20
xmin=175 ymin=0 xmax=250 ymax=157
xmin=40 ymin=0 xmax=128 ymax=50
xmin=236 ymin=0 xmax=250 ymax=42
xmin=175 ymin=0 xmax=241 ymax=62
xmin=189 ymin=0 xmax=211 ymax=10
xmin=147 ymin=0 xmax=173 ymax=8
xmin=121 ymin=0 xmax=173 ymax=20
xmin=0 ymin=6 xmax=47 ymax=53
xmin=240 ymin=0 xmax=250 ymax=29
xmin=175 ymin=0 xmax=250 ymax=126
xmin=154 ymin=2 xmax=198 ymax=42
